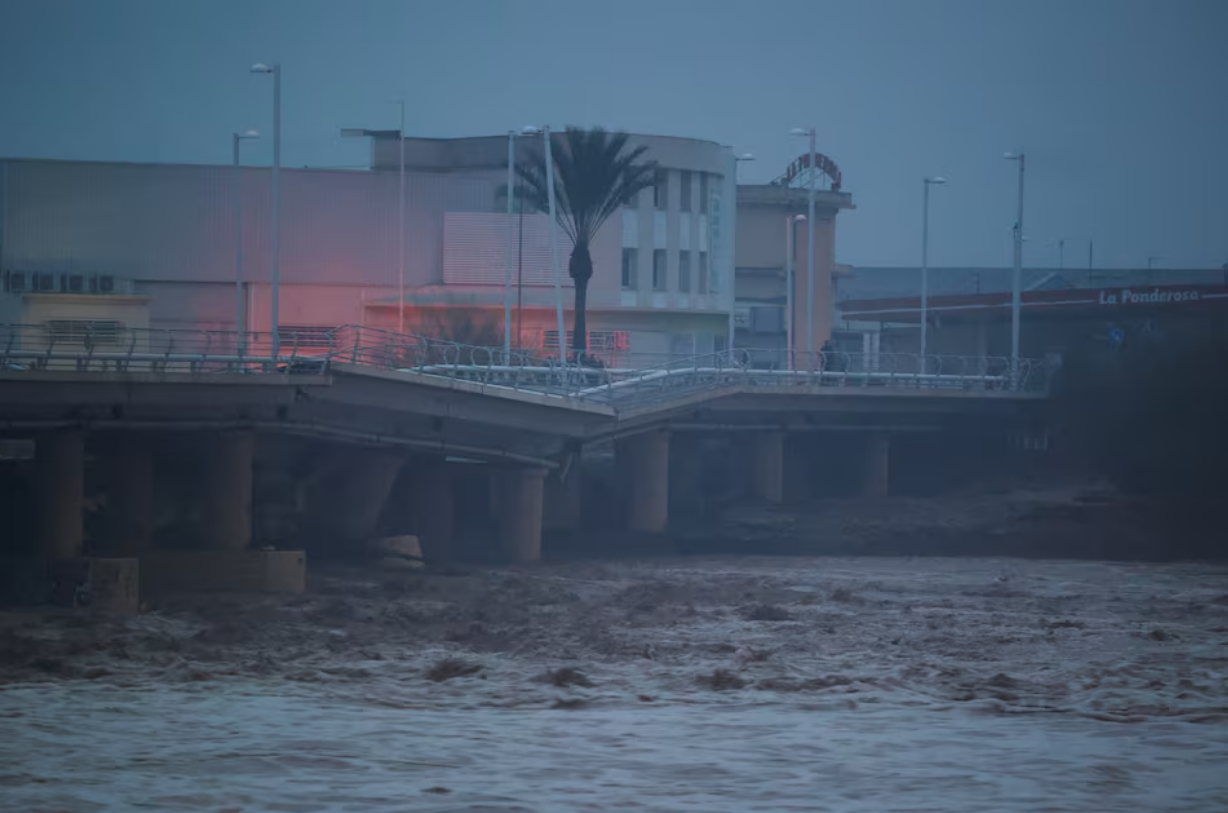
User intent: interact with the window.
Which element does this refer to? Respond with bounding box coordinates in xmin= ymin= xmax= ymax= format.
xmin=699 ymin=173 xmax=709 ymax=213
xmin=680 ymin=170 xmax=692 ymax=212
xmin=653 ymin=170 xmax=668 ymax=210
xmin=678 ymin=251 xmax=691 ymax=292
xmin=624 ymin=188 xmax=639 ymax=209
xmin=698 ymin=252 xmax=712 ymax=293
xmin=278 ymin=325 xmax=336 ymax=349
xmin=44 ymin=319 xmax=124 ymax=345
xmin=621 ymin=248 xmax=637 ymax=289
xmin=652 ymin=249 xmax=667 ymax=290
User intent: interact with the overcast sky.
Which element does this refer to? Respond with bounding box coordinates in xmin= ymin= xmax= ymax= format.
xmin=1 ymin=0 xmax=1225 ymax=270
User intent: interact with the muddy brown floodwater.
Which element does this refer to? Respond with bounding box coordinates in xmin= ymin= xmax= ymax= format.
xmin=3 ymin=555 xmax=1228 ymax=812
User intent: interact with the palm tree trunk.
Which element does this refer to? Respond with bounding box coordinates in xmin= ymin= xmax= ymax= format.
xmin=569 ymin=244 xmax=593 ymax=356
xmin=573 ymin=278 xmax=588 ymax=355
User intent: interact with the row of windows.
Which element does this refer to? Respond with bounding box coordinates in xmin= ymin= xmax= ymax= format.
xmin=638 ymin=170 xmax=710 ymax=213
xmin=621 ymin=248 xmax=712 ymax=293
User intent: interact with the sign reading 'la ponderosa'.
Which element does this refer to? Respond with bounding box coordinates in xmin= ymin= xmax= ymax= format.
xmin=1098 ymin=288 xmax=1203 ymax=306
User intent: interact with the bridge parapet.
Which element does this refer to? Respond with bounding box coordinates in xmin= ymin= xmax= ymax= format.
xmin=1 ymin=323 xmax=1051 ymax=408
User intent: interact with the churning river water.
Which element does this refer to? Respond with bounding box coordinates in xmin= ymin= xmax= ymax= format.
xmin=2 ymin=556 xmax=1227 ymax=812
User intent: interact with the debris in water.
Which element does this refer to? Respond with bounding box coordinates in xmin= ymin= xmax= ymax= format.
xmin=697 ymin=668 xmax=748 ymax=690
xmin=551 ymin=698 xmax=589 ymax=710
xmin=543 ymin=667 xmax=594 ymax=688
xmin=425 ymin=657 xmax=482 ymax=682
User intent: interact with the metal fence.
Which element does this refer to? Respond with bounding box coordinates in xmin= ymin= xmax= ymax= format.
xmin=1 ymin=323 xmax=1050 ymax=408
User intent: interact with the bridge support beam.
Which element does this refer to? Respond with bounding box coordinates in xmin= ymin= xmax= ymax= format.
xmin=620 ymin=430 xmax=671 ymax=534
xmin=106 ymin=435 xmax=155 ymax=556
xmin=862 ymin=433 xmax=891 ymax=498
xmin=750 ymin=431 xmax=785 ymax=505
xmin=498 ymin=468 xmax=546 ymax=562
xmin=306 ymin=445 xmax=406 ymax=550
xmin=407 ymin=459 xmax=456 ymax=563
xmin=35 ymin=430 xmax=84 ymax=559
xmin=199 ymin=431 xmax=255 ymax=551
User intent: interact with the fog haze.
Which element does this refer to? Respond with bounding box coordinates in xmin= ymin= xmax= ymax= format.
xmin=1 ymin=0 xmax=1225 ymax=269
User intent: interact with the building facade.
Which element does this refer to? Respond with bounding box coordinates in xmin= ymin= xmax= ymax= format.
xmin=733 ymin=153 xmax=854 ymax=367
xmin=0 ymin=132 xmax=737 ymax=368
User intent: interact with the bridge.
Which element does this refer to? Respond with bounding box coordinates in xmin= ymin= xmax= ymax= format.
xmin=0 ymin=323 xmax=1049 ymax=601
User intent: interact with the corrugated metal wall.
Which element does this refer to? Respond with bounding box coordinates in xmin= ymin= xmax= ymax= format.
xmin=0 ymin=158 xmax=498 ymax=288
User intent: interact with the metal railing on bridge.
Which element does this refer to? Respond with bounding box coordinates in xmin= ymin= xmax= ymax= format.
xmin=1 ymin=323 xmax=1049 ymax=408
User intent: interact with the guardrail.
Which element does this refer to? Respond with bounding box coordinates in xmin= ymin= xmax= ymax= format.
xmin=0 ymin=324 xmax=335 ymax=375
xmin=1 ymin=323 xmax=1050 ymax=407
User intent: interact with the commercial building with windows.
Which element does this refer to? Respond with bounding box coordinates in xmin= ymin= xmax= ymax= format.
xmin=0 ymin=132 xmax=738 ymax=368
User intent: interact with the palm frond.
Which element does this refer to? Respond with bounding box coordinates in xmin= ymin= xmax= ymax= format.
xmin=514 ymin=127 xmax=657 ymax=251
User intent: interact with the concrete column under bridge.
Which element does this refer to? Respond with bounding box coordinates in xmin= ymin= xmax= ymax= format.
xmin=749 ymin=432 xmax=785 ymax=505
xmin=497 ymin=467 xmax=547 ymax=562
xmin=862 ymin=433 xmax=891 ymax=498
xmin=143 ymin=431 xmax=303 ymax=594
xmin=105 ymin=434 xmax=154 ymax=557
xmin=543 ymin=467 xmax=582 ymax=532
xmin=199 ymin=432 xmax=255 ymax=551
xmin=35 ymin=430 xmax=84 ymax=559
xmin=618 ymin=430 xmax=671 ymax=534
xmin=304 ymin=445 xmax=406 ymax=551
xmin=403 ymin=458 xmax=456 ymax=563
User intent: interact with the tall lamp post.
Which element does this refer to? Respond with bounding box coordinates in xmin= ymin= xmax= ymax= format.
xmin=1004 ymin=151 xmax=1025 ymax=385
xmin=535 ymin=126 xmax=566 ymax=361
xmin=790 ymin=128 xmax=817 ymax=360
xmin=342 ymin=104 xmax=407 ymax=334
xmin=785 ymin=213 xmax=806 ymax=369
xmin=920 ymin=176 xmax=946 ymax=362
xmin=232 ymin=129 xmax=259 ymax=353
xmin=396 ymin=101 xmax=405 ymax=334
xmin=251 ymin=63 xmax=281 ymax=353
xmin=504 ymin=129 xmax=518 ymax=362
xmin=729 ymin=153 xmax=756 ymax=356
xmin=504 ymin=127 xmax=542 ymax=362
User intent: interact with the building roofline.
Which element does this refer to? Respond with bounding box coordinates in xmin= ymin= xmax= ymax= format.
xmin=0 ymin=155 xmax=371 ymax=177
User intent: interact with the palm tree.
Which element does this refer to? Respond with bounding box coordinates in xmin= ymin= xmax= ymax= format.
xmin=515 ymin=127 xmax=656 ymax=358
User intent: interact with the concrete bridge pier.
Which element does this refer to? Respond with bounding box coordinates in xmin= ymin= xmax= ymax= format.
xmin=497 ymin=467 xmax=547 ymax=562
xmin=668 ymin=434 xmax=706 ymax=524
xmin=304 ymin=445 xmax=406 ymax=551
xmin=26 ymin=430 xmax=139 ymax=612
xmin=544 ymin=466 xmax=583 ymax=532
xmin=199 ymin=432 xmax=255 ymax=551
xmin=862 ymin=432 xmax=891 ymax=498
xmin=142 ymin=431 xmax=304 ymax=594
xmin=404 ymin=458 xmax=456 ymax=563
xmin=35 ymin=430 xmax=84 ymax=560
xmin=619 ymin=430 xmax=671 ymax=534
xmin=749 ymin=431 xmax=786 ymax=505
xmin=105 ymin=435 xmax=155 ymax=557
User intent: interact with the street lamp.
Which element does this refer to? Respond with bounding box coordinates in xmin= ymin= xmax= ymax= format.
xmin=785 ymin=214 xmax=806 ymax=369
xmin=233 ymin=129 xmax=259 ymax=353
xmin=726 ymin=152 xmax=756 ymax=354
xmin=342 ymin=102 xmax=407 ymax=335
xmin=251 ymin=62 xmax=281 ymax=353
xmin=1004 ymin=151 xmax=1025 ymax=385
xmin=790 ymin=127 xmax=817 ymax=361
xmin=921 ymin=176 xmax=947 ymax=363
xmin=524 ymin=126 xmax=566 ymax=361
xmin=502 ymin=127 xmax=540 ymax=360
